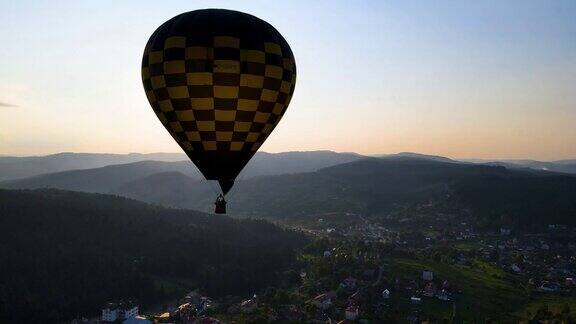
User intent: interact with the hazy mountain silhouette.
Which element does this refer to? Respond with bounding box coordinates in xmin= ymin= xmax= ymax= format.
xmin=0 ymin=152 xmax=187 ymax=181
xmin=115 ymin=171 xmax=209 ymax=209
xmin=221 ymin=158 xmax=576 ymax=228
xmin=10 ymin=155 xmax=572 ymax=229
xmin=241 ymin=150 xmax=363 ymax=177
xmin=0 ymin=150 xmax=362 ymax=182
xmin=3 ymin=153 xmax=575 ymax=228
xmin=1 ymin=160 xmax=200 ymax=192
xmin=0 ymin=151 xmax=363 ymax=191
xmin=379 ymin=152 xmax=458 ymax=163
xmin=463 ymin=158 xmax=576 ymax=174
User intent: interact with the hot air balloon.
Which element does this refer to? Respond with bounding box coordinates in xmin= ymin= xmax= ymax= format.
xmin=141 ymin=9 xmax=296 ymax=210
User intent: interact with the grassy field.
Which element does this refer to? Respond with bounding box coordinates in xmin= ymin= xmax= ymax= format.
xmin=452 ymin=242 xmax=480 ymax=252
xmin=511 ymin=294 xmax=576 ymax=321
xmin=386 ymin=257 xmax=529 ymax=322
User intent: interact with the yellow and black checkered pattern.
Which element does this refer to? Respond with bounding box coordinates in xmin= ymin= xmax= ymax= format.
xmin=142 ymin=36 xmax=295 ymax=153
xmin=141 ymin=9 xmax=296 ymax=191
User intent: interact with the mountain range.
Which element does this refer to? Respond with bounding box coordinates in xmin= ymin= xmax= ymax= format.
xmin=461 ymin=158 xmax=576 ymax=174
xmin=0 ymin=152 xmax=186 ymax=181
xmin=0 ymin=150 xmax=362 ymax=182
xmin=2 ymin=151 xmax=575 ymax=229
xmin=2 ymin=151 xmax=574 ymax=183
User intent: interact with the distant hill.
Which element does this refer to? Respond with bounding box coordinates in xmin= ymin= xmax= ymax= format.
xmin=555 ymin=159 xmax=576 ymax=165
xmin=462 ymin=158 xmax=576 ymax=175
xmin=0 ymin=151 xmax=363 ymax=193
xmin=3 ymin=153 xmax=575 ymax=229
xmin=222 ymin=158 xmax=515 ymax=218
xmin=69 ymin=157 xmax=576 ymax=229
xmin=115 ymin=171 xmax=208 ymax=209
xmin=241 ymin=150 xmax=363 ymax=177
xmin=0 ymin=189 xmax=305 ymax=323
xmin=379 ymin=152 xmax=458 ymax=163
xmin=0 ymin=160 xmax=200 ymax=192
xmin=0 ymin=152 xmax=187 ymax=181
xmin=0 ymin=150 xmax=363 ymax=182
xmin=148 ymin=159 xmax=575 ymax=227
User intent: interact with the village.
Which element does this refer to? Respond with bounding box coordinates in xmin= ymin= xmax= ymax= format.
xmin=88 ymin=211 xmax=576 ymax=323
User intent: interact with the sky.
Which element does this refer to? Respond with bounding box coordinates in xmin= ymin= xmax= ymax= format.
xmin=1 ymin=0 xmax=575 ymax=160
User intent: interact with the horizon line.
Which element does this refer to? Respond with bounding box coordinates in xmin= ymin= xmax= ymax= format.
xmin=1 ymin=150 xmax=574 ymax=162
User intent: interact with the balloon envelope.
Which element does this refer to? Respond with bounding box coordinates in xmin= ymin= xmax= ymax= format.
xmin=142 ymin=9 xmax=296 ymax=194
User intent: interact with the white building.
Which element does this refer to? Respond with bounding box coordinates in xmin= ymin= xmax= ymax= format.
xmin=382 ymin=289 xmax=390 ymax=299
xmin=102 ymin=302 xmax=139 ymax=322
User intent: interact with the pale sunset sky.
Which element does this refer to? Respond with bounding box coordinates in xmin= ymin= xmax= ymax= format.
xmin=1 ymin=0 xmax=575 ymax=160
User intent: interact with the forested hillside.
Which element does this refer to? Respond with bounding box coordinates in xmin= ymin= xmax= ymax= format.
xmin=0 ymin=189 xmax=306 ymax=323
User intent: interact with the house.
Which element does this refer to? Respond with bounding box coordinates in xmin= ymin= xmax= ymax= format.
xmin=312 ymin=291 xmax=336 ymax=310
xmin=182 ymin=291 xmax=201 ymax=305
xmin=102 ymin=302 xmax=139 ymax=322
xmin=410 ymin=297 xmax=422 ymax=305
xmin=345 ymin=305 xmax=359 ymax=320
xmin=324 ymin=251 xmax=332 ymax=257
xmin=539 ymin=282 xmax=561 ymax=292
xmin=172 ymin=302 xmax=194 ymax=319
xmin=197 ymin=297 xmax=214 ymax=315
xmin=422 ymin=270 xmax=433 ymax=281
xmin=382 ymin=289 xmax=390 ymax=299
xmin=155 ymin=312 xmax=170 ymax=322
xmin=511 ymin=264 xmax=521 ymax=273
xmin=240 ymin=298 xmax=258 ymax=314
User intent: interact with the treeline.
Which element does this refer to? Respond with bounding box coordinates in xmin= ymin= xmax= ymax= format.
xmin=0 ymin=189 xmax=306 ymax=323
xmin=452 ymin=173 xmax=576 ymax=229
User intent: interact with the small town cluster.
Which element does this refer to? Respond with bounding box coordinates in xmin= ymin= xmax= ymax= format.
xmin=81 ymin=211 xmax=576 ymax=323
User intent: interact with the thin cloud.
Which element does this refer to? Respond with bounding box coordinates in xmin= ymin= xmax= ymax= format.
xmin=0 ymin=101 xmax=18 ymax=108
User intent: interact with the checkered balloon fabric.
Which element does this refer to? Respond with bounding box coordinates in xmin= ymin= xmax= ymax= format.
xmin=141 ymin=9 xmax=296 ymax=190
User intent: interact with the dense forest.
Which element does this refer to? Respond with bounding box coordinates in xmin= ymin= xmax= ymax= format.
xmin=0 ymin=189 xmax=306 ymax=323
xmin=452 ymin=172 xmax=576 ymax=229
